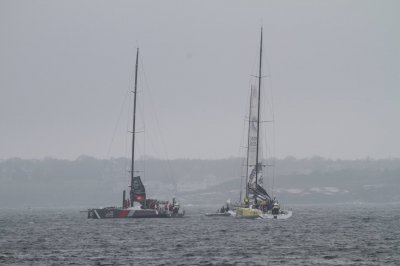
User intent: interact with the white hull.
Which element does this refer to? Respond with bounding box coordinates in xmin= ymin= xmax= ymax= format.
xmin=205 ymin=210 xmax=236 ymax=217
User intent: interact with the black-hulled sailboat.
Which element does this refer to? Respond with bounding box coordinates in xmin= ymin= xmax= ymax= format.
xmin=87 ymin=49 xmax=184 ymax=219
xmin=236 ymin=28 xmax=292 ymax=219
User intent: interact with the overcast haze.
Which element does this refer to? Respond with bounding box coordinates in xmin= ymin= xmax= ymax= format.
xmin=1 ymin=0 xmax=399 ymax=160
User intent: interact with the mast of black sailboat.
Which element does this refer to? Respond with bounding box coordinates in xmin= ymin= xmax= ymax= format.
xmin=255 ymin=27 xmax=263 ymax=200
xmin=130 ymin=48 xmax=139 ymax=207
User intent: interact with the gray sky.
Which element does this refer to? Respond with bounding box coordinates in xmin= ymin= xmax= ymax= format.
xmin=1 ymin=0 xmax=399 ymax=160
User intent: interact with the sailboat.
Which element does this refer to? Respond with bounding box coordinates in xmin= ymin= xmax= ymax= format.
xmin=87 ymin=48 xmax=184 ymax=219
xmin=236 ymin=28 xmax=292 ymax=219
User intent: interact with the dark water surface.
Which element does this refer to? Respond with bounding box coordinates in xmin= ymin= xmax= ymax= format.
xmin=0 ymin=204 xmax=399 ymax=265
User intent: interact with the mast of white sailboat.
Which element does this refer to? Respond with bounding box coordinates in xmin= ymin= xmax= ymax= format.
xmin=130 ymin=48 xmax=139 ymax=207
xmin=255 ymin=27 xmax=263 ymax=192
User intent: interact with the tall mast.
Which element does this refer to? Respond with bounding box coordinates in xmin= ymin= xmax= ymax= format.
xmin=130 ymin=48 xmax=139 ymax=206
xmin=255 ymin=27 xmax=263 ymax=188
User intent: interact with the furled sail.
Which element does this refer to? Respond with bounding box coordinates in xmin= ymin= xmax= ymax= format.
xmin=246 ymin=84 xmax=271 ymax=202
xmin=247 ymin=84 xmax=263 ymax=187
xmin=130 ymin=175 xmax=146 ymax=203
xmin=249 ymin=183 xmax=271 ymax=201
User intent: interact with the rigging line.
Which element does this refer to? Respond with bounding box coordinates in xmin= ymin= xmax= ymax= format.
xmin=264 ymin=88 xmax=274 ymax=193
xmin=238 ymin=94 xmax=249 ymax=197
xmin=263 ymin=41 xmax=277 ymax=196
xmin=139 ymin=61 xmax=165 ymax=158
xmin=259 ymin=80 xmax=269 ymax=190
xmin=142 ymin=85 xmax=146 ymax=184
xmin=238 ymin=112 xmax=247 ymax=203
xmin=271 ymin=84 xmax=276 ymax=197
xmin=97 ymin=79 xmax=133 ymax=201
xmin=105 ymin=88 xmax=131 ymax=159
xmin=136 ymin=73 xmax=147 ymax=183
xmin=139 ymin=55 xmax=175 ymax=185
xmin=245 ymin=85 xmax=253 ymax=198
xmin=242 ymin=39 xmax=261 ymax=202
xmin=238 ymin=80 xmax=253 ymax=203
xmin=124 ymin=89 xmax=133 ymax=178
xmin=99 ymin=85 xmax=132 ymax=187
xmin=262 ymin=118 xmax=271 ymax=193
xmin=249 ymin=38 xmax=261 ymax=86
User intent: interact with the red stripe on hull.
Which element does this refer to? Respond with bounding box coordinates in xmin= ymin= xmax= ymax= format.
xmin=119 ymin=210 xmax=129 ymax=218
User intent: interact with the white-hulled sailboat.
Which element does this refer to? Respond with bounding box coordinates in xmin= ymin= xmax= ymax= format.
xmin=236 ymin=28 xmax=292 ymax=219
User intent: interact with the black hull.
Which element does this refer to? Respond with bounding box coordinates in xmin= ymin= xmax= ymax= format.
xmin=87 ymin=207 xmax=184 ymax=219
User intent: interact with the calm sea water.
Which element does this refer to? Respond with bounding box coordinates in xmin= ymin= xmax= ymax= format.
xmin=0 ymin=204 xmax=399 ymax=265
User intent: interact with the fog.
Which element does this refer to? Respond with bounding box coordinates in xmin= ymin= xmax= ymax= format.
xmin=1 ymin=1 xmax=399 ymax=161
xmin=1 ymin=156 xmax=399 ymax=208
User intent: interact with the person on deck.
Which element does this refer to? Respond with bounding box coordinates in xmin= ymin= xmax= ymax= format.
xmin=244 ymin=197 xmax=249 ymax=207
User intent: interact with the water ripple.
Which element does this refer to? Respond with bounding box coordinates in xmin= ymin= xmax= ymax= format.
xmin=0 ymin=205 xmax=399 ymax=265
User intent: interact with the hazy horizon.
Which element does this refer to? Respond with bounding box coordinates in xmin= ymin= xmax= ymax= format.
xmin=1 ymin=153 xmax=399 ymax=162
xmin=1 ymin=1 xmax=399 ymax=160
xmin=1 ymin=156 xmax=399 ymax=208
